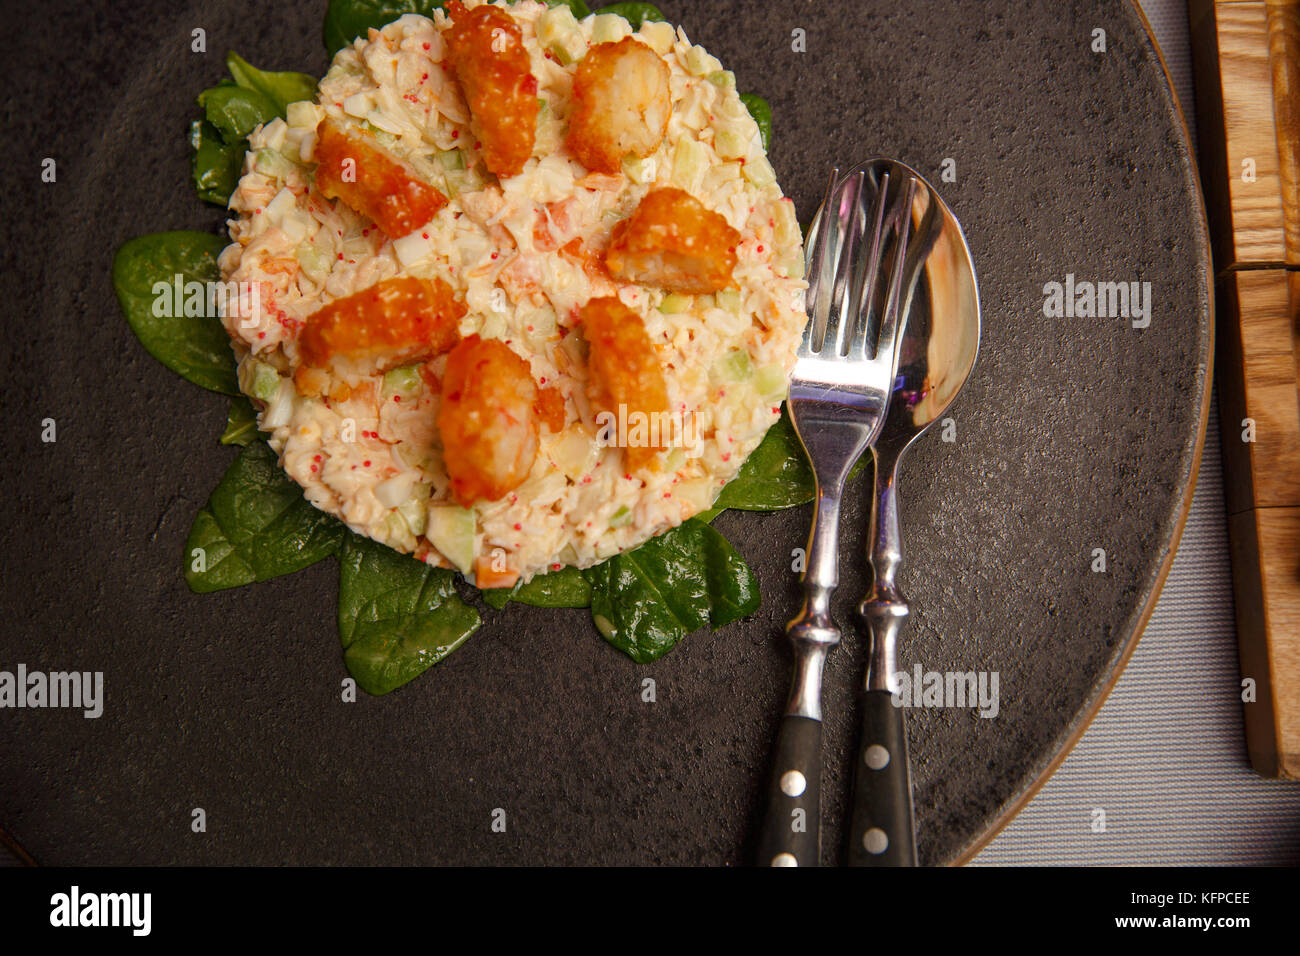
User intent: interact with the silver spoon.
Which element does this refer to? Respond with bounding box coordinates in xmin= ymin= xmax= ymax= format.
xmin=843 ymin=159 xmax=981 ymax=866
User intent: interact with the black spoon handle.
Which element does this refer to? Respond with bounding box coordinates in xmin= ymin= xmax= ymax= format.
xmin=846 ymin=689 xmax=917 ymax=866
xmin=756 ymin=715 xmax=823 ymax=867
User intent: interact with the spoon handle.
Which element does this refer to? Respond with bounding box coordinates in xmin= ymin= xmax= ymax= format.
xmin=848 ymin=445 xmax=919 ymax=865
xmin=848 ymin=694 xmax=917 ymax=865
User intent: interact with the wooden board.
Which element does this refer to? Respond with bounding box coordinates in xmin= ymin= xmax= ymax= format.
xmin=1191 ymin=0 xmax=1300 ymax=778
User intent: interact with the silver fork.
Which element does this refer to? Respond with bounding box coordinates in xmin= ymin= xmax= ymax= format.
xmin=756 ymin=166 xmax=918 ymax=867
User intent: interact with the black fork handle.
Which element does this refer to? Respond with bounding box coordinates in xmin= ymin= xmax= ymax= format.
xmin=756 ymin=715 xmax=823 ymax=866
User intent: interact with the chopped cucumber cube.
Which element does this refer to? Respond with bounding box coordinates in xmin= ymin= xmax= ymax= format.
xmin=252 ymin=148 xmax=294 ymax=178
xmin=538 ymin=7 xmax=584 ymax=65
xmin=591 ymin=13 xmax=631 ymax=43
xmin=715 ymin=289 xmax=742 ymax=314
xmin=659 ymin=293 xmax=692 ymax=314
xmin=285 ymin=101 xmax=319 ymax=130
xmin=622 ymin=154 xmax=658 ymax=185
xmin=397 ymin=491 xmax=430 ymax=537
xmin=684 ymin=46 xmax=721 ymax=76
xmin=712 ymin=350 xmax=754 ymax=383
xmin=445 ymin=168 xmax=485 ymax=197
xmin=714 ymin=128 xmax=751 ymax=161
xmin=385 ymin=511 xmax=419 ymax=549
xmin=672 ymin=138 xmax=707 ymax=191
xmin=261 ymin=378 xmax=296 ymax=429
xmin=773 ymin=200 xmax=801 ymax=247
xmin=248 ymin=362 xmax=281 ymax=402
xmin=382 ymin=365 xmax=423 ymax=401
xmin=640 ymin=20 xmax=675 ymax=54
xmin=755 ymin=364 xmax=788 ymax=403
xmin=295 ymin=240 xmax=329 ymax=276
xmin=743 ymin=155 xmax=777 ymax=188
xmin=426 ymin=504 xmax=477 ymax=577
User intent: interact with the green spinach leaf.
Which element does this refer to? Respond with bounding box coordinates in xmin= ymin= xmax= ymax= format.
xmin=739 ymin=92 xmax=772 ymax=151
xmin=595 ymin=3 xmax=663 ymax=28
xmin=484 ymin=565 xmax=593 ymax=611
xmin=714 ymin=412 xmax=813 ymax=512
xmin=584 ymin=518 xmax=759 ymax=663
xmin=198 ymin=83 xmax=280 ymax=142
xmin=324 ymin=0 xmax=448 ymax=55
xmin=224 ymin=52 xmax=317 ymax=114
xmin=711 ymin=410 xmax=867 ymax=515
xmin=189 ymin=119 xmax=244 ymax=206
xmin=184 ymin=441 xmax=345 ymax=593
xmin=338 ymin=532 xmax=481 ymax=695
xmin=112 ymin=231 xmax=240 ymax=395
xmin=190 ymin=53 xmax=314 ymax=206
xmin=220 ymin=396 xmax=260 ymax=447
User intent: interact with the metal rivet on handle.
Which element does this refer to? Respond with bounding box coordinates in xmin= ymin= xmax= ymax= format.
xmin=780 ymin=770 xmax=807 ymax=797
xmin=863 ymin=828 xmax=889 ymax=855
xmin=865 ymin=745 xmax=890 ymax=770
xmin=771 ymin=853 xmax=798 ymax=867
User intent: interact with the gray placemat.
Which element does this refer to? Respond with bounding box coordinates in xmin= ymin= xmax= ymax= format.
xmin=974 ymin=0 xmax=1300 ymax=866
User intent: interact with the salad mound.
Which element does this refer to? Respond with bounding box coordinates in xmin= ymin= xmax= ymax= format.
xmin=113 ymin=0 xmax=823 ymax=695
xmin=218 ymin=0 xmax=807 ymax=589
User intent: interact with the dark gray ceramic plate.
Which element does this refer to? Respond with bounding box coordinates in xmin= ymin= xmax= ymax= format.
xmin=1 ymin=0 xmax=1210 ymax=865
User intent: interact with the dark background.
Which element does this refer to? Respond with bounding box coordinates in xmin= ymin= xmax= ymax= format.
xmin=0 ymin=0 xmax=1210 ymax=865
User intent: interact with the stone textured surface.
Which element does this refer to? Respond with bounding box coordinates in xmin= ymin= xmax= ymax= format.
xmin=0 ymin=0 xmax=1210 ymax=865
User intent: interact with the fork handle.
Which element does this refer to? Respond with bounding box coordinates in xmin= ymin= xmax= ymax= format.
xmin=847 ymin=689 xmax=917 ymax=865
xmin=756 ymin=714 xmax=823 ymax=867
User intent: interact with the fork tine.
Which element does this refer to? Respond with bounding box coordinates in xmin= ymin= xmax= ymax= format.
xmin=803 ymin=167 xmax=841 ymax=354
xmin=873 ymin=176 xmax=919 ymax=373
xmin=824 ymin=171 xmax=866 ymax=356
xmin=896 ymin=188 xmax=944 ymax=315
xmin=847 ymin=171 xmax=893 ymax=359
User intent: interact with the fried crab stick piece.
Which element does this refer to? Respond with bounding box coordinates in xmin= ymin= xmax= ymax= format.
xmin=313 ymin=119 xmax=448 ymax=238
xmin=295 ymin=276 xmax=465 ymax=396
xmin=580 ymin=296 xmax=670 ymax=472
xmin=566 ymin=37 xmax=671 ymax=175
xmin=606 ymin=187 xmax=741 ymax=294
xmin=445 ymin=1 xmax=539 ymax=179
xmin=437 ymin=335 xmax=543 ymax=505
